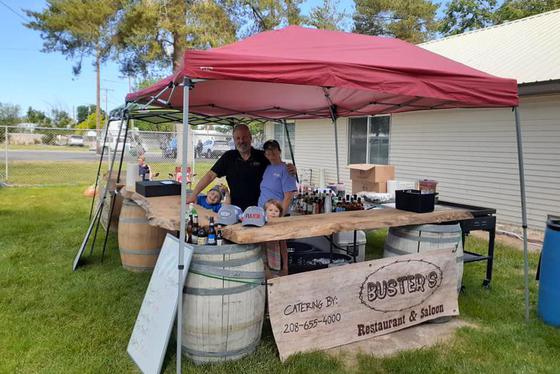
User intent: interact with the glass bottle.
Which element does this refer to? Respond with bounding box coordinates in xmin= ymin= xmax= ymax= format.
xmin=192 ymin=214 xmax=199 ymax=244
xmin=197 ymin=226 xmax=207 ymax=246
xmin=186 ymin=214 xmax=193 ymax=243
xmin=207 ymin=217 xmax=216 ymax=245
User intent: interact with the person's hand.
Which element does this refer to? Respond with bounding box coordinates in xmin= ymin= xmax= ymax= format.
xmin=286 ymin=163 xmax=297 ymax=176
xmin=186 ymin=194 xmax=197 ymax=204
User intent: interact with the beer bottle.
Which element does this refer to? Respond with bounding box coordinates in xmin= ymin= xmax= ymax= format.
xmin=207 ymin=217 xmax=217 ymax=245
xmin=192 ymin=214 xmax=199 ymax=244
xmin=197 ymin=226 xmax=207 ymax=246
xmin=216 ymin=229 xmax=223 ymax=246
xmin=186 ymin=214 xmax=193 ymax=243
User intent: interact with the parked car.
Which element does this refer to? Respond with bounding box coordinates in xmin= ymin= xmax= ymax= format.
xmin=201 ymin=139 xmax=230 ymax=158
xmin=68 ymin=135 xmax=84 ymax=147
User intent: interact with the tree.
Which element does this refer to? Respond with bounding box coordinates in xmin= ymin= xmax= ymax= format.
xmin=76 ymin=112 xmax=105 ymax=130
xmin=495 ymin=0 xmax=560 ymax=23
xmin=115 ymin=0 xmax=237 ymax=76
xmin=307 ymin=0 xmax=347 ymax=30
xmin=26 ymin=107 xmax=52 ymax=127
xmin=228 ymin=0 xmax=305 ymax=36
xmin=439 ymin=0 xmax=497 ymax=36
xmin=0 ymin=103 xmax=21 ymax=126
xmin=353 ymin=0 xmax=439 ymax=43
xmin=25 ymin=0 xmax=123 ymax=131
xmin=76 ymin=104 xmax=97 ymax=124
xmin=51 ymin=109 xmax=74 ymax=128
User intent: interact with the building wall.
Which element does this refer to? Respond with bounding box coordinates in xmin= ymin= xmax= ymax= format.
xmin=265 ymin=119 xmax=352 ymax=189
xmin=282 ymin=94 xmax=560 ymax=229
xmin=390 ymin=94 xmax=560 ymax=229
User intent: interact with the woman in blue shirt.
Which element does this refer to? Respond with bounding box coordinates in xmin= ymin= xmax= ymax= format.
xmin=258 ymin=140 xmax=297 ymax=215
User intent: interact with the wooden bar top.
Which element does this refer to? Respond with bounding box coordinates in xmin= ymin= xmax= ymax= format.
xmin=118 ymin=189 xmax=474 ymax=244
xmin=119 ymin=190 xmax=216 ymax=231
xmin=221 ymin=208 xmax=474 ymax=244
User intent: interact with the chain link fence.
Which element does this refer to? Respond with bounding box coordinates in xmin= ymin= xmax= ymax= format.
xmin=0 ymin=125 xmax=226 ymax=187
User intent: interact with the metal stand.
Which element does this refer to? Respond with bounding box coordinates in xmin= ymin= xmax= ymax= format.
xmin=72 ymin=112 xmax=129 ymax=271
xmin=513 ymin=106 xmax=530 ymax=322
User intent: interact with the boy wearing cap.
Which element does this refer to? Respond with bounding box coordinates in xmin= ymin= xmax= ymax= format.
xmin=196 ymin=185 xmax=230 ymax=213
xmin=258 ymin=139 xmax=297 ymax=215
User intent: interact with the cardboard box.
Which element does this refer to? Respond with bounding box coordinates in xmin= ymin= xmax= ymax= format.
xmin=352 ymin=180 xmax=387 ymax=194
xmin=348 ymin=164 xmax=395 ymax=183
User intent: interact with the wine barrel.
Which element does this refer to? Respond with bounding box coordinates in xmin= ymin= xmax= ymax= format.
xmin=383 ymin=223 xmax=464 ymax=293
xmin=100 ymin=188 xmax=123 ymax=233
xmin=538 ymin=216 xmax=560 ymax=326
xmin=118 ymin=198 xmax=167 ymax=272
xmin=182 ymin=243 xmax=265 ymax=364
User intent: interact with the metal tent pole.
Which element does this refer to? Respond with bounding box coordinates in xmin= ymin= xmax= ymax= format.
xmin=332 ymin=117 xmax=341 ymax=184
xmin=177 ymin=77 xmax=191 ymax=374
xmin=514 ymin=106 xmax=530 ymax=322
xmin=282 ymin=120 xmax=299 ymax=183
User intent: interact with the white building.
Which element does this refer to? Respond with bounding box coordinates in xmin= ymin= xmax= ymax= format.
xmin=264 ymin=9 xmax=560 ymax=229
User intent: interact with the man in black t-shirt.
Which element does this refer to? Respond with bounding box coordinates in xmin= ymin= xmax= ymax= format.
xmin=187 ymin=124 xmax=295 ymax=210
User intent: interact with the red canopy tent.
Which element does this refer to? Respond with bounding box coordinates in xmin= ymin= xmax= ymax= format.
xmin=127 ymin=25 xmax=518 ymax=118
xmin=123 ymin=26 xmax=529 ymax=367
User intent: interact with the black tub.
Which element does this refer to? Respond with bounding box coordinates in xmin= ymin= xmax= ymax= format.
xmin=288 ymin=252 xmax=352 ymax=274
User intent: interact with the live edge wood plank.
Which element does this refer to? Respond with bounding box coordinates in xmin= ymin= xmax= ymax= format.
xmin=221 ymin=208 xmax=473 ymax=244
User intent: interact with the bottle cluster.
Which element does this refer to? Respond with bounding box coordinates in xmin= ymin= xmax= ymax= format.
xmin=291 ymin=191 xmax=364 ymax=215
xmin=185 ymin=203 xmax=224 ymax=246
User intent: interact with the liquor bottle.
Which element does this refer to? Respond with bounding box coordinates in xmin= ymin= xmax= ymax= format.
xmin=324 ymin=192 xmax=332 ymax=214
xmin=186 ymin=214 xmax=193 ymax=243
xmin=207 ymin=217 xmax=217 ymax=245
xmin=357 ymin=197 xmax=364 ymax=210
xmin=197 ymin=226 xmax=207 ymax=245
xmin=192 ymin=214 xmax=199 ymax=244
xmin=216 ymin=229 xmax=223 ymax=246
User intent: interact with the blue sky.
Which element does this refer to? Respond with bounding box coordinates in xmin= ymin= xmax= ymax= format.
xmin=0 ymin=0 xmax=351 ymax=118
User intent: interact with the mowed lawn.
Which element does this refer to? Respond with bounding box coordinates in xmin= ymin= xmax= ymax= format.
xmin=1 ymin=183 xmax=559 ymax=373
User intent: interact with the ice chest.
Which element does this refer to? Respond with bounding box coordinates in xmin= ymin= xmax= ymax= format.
xmin=135 ymin=180 xmax=181 ymax=197
xmin=395 ymin=189 xmax=436 ymax=213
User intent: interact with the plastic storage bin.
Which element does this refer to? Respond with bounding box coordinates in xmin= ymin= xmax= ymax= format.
xmin=288 ymin=252 xmax=352 ymax=274
xmin=334 ymin=230 xmax=367 ymax=262
xmin=538 ymin=215 xmax=560 ymax=326
xmin=395 ymin=189 xmax=436 ymax=213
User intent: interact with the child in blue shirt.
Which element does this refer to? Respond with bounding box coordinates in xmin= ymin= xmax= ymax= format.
xmin=196 ymin=184 xmax=229 ymax=213
xmin=258 ymin=140 xmax=297 ymax=215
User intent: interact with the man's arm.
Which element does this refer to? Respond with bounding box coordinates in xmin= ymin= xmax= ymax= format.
xmin=286 ymin=163 xmax=298 ymax=178
xmin=186 ymin=170 xmax=217 ymax=204
xmin=282 ymin=191 xmax=295 ymax=216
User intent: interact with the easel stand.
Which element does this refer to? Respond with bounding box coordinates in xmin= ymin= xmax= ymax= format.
xmin=73 ymin=112 xmax=130 ymax=271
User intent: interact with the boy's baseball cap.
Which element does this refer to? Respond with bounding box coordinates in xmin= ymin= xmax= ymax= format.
xmin=263 ymin=139 xmax=281 ymax=151
xmin=216 ymin=205 xmax=243 ymax=225
xmin=241 ymin=206 xmax=267 ymax=227
xmin=209 ymin=185 xmax=224 ymax=199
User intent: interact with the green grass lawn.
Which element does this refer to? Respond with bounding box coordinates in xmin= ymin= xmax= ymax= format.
xmin=0 ymin=185 xmax=558 ymax=373
xmin=1 ymin=160 xmax=216 ymax=188
xmin=7 ymin=144 xmax=93 ymax=152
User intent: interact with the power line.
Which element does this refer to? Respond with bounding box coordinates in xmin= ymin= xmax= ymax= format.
xmin=0 ymin=0 xmax=28 ymax=22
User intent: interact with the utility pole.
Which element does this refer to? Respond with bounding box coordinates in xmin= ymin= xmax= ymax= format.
xmin=101 ymin=87 xmax=115 ymax=118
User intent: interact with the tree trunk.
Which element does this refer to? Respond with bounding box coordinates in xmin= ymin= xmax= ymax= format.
xmin=96 ymin=53 xmax=101 ymax=132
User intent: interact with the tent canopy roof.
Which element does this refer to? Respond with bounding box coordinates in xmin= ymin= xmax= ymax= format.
xmin=126 ymin=26 xmax=518 ymax=120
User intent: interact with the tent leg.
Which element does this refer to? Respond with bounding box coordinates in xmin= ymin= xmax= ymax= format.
xmin=332 ymin=118 xmax=340 ymax=184
xmin=177 ymin=77 xmax=191 ymax=374
xmin=283 ymin=120 xmax=299 ymax=183
xmin=514 ymin=106 xmax=530 ymax=322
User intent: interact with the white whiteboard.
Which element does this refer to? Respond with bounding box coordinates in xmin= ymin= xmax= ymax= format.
xmin=127 ymin=234 xmax=193 ymax=374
